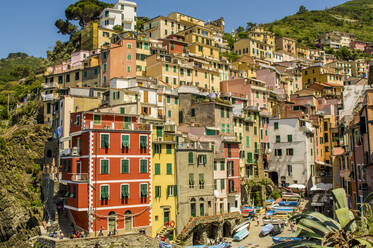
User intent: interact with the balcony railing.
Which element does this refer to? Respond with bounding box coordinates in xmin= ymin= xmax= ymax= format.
xmin=69 ymin=173 xmax=88 ymax=182
xmin=83 ymin=121 xmax=151 ymax=131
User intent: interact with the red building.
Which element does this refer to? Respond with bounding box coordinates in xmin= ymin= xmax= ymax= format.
xmin=224 ymin=140 xmax=241 ymax=212
xmin=162 ymin=34 xmax=188 ymax=54
xmin=60 ymin=111 xmax=152 ymax=235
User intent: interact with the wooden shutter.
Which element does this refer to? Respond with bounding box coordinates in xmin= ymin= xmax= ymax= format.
xmin=188 ymin=152 xmax=194 ymax=164
xmin=166 ymin=163 xmax=172 ymax=175
xmin=121 ymin=160 xmax=129 ymax=173
xmin=121 ymin=185 xmax=129 ymax=198
xmin=144 ymin=91 xmax=148 ymax=103
xmin=155 ymin=163 xmax=160 ymax=175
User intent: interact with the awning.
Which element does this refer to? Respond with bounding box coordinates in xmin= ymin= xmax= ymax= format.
xmin=316 ymin=161 xmax=332 ymax=167
xmin=311 ymin=183 xmax=333 ymax=191
xmin=288 ymin=184 xmax=306 ymax=189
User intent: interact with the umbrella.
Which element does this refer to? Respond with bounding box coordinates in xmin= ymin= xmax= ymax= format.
xmin=288 ymin=184 xmax=306 ymax=189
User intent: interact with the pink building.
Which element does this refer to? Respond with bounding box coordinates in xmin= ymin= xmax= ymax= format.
xmin=220 ymin=78 xmax=251 ymax=102
xmin=256 ymin=67 xmax=286 ymax=97
xmin=350 ymin=41 xmax=367 ymax=52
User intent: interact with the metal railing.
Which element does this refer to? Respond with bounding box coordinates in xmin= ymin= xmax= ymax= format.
xmin=69 ymin=173 xmax=89 ymax=182
xmin=83 ymin=121 xmax=151 ymax=131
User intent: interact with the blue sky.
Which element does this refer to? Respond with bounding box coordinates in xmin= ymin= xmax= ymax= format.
xmin=0 ymin=0 xmax=348 ymax=59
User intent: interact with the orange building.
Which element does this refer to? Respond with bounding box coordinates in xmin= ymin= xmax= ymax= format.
xmin=60 ymin=111 xmax=152 ymax=236
xmin=100 ymin=37 xmax=137 ymax=87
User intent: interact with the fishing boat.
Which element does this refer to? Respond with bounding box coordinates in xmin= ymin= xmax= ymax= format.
xmin=232 ymin=220 xmax=250 ymax=233
xmin=233 ymin=228 xmax=249 ymax=241
xmin=272 ymin=206 xmax=295 ymax=212
xmin=159 ymin=242 xmax=173 ymax=248
xmin=278 ymin=201 xmax=299 ymax=207
xmin=208 ymin=243 xmax=232 ymax=248
xmin=260 ymin=224 xmax=274 ymax=236
xmin=282 ymin=192 xmax=301 ymax=198
xmin=272 ymin=237 xmax=302 ymax=244
xmin=240 ymin=206 xmax=254 ymax=216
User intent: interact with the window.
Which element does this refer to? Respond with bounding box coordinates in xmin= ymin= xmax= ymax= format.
xmin=275 ymin=149 xmax=282 ymax=156
xmin=121 ymin=184 xmax=129 ymax=199
xmin=167 ymin=185 xmax=175 ymax=196
xmin=188 ymin=152 xmax=194 ymax=164
xmin=287 ymin=165 xmax=292 ymax=176
xmin=127 ymin=54 xmax=132 ymax=61
xmin=276 ymin=135 xmax=281 ymax=143
xmin=247 ymin=152 xmax=253 ymax=163
xmin=127 ymin=66 xmax=131 ymax=72
xmin=140 ymin=159 xmax=148 ymax=173
xmin=221 ymin=124 xmax=225 ymax=133
xmin=173 ymin=66 xmax=177 ymax=73
xmin=166 ymin=144 xmax=172 ymax=154
xmin=286 ymin=148 xmax=294 ymax=156
xmin=199 ymin=174 xmax=205 ymax=189
xmin=220 ymin=161 xmax=225 ymax=170
xmin=155 ymin=186 xmax=161 ymax=198
xmin=189 ymin=173 xmax=194 ymax=188
xmin=154 ymin=163 xmax=161 ymax=175
xmin=100 ymin=159 xmax=109 ymax=174
xmin=168 ymin=110 xmax=171 ymax=118
xmin=100 ymin=185 xmax=109 ymax=200
xmin=165 ymin=64 xmax=169 ymax=72
xmin=175 ymin=98 xmax=178 ymax=104
xmin=101 ymin=134 xmax=109 ymax=148
xmin=167 ymin=96 xmax=170 ymax=103
xmin=214 ymin=179 xmax=217 ymax=190
xmin=121 ymin=159 xmax=129 ymax=173
xmin=154 ymin=144 xmax=161 ymax=154
xmin=220 ymin=179 xmax=225 ymax=190
xmin=94 ymin=115 xmax=101 ymax=124
xmin=198 ymin=154 xmax=207 ymax=165
xmin=140 ymin=184 xmax=148 ymax=198
xmin=214 ymin=161 xmax=217 ymax=170
xmin=166 ymin=163 xmax=172 ymax=175
xmin=173 ymin=78 xmax=177 ymax=85
xmin=288 ymin=135 xmax=292 ymax=142
xmin=246 ymin=136 xmax=250 ymax=148
xmin=121 ymin=135 xmax=129 ymax=149
xmin=75 ymin=72 xmax=80 ymax=80
xmin=191 ymin=108 xmax=195 ymax=117
xmin=120 ymin=107 xmax=125 ymax=114
xmin=254 ymin=127 xmax=257 ymax=135
xmin=274 ymin=122 xmax=279 ymax=130
xmin=140 ymin=136 xmax=147 ymax=150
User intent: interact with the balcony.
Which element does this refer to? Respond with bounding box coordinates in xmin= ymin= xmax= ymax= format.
xmin=83 ymin=121 xmax=151 ymax=132
xmin=69 ymin=173 xmax=89 ymax=182
xmin=41 ymin=93 xmax=58 ymax=102
xmin=42 ymin=82 xmax=58 ymax=88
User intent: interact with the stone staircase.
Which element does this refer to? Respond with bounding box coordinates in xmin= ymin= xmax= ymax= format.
xmin=58 ymin=208 xmax=76 ymax=237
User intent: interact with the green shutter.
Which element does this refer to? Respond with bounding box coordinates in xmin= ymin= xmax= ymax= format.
xmin=101 ymin=160 xmax=109 ymax=174
xmin=174 ymin=185 xmax=177 ymax=196
xmin=246 ymin=136 xmax=250 ymax=148
xmin=121 ymin=160 xmax=129 ymax=173
xmin=141 ymin=184 xmax=148 ymax=196
xmin=120 ymin=107 xmax=125 ymax=114
xmin=214 ymin=180 xmax=217 ymax=190
xmin=140 ymin=136 xmax=147 ymax=148
xmin=155 ymin=163 xmax=160 ymax=175
xmin=227 ymin=124 xmax=230 ymax=133
xmin=121 ymin=135 xmax=129 ymax=148
xmin=274 ymin=122 xmax=279 ymax=129
xmin=276 ymin=136 xmax=280 ymax=143
xmin=220 ymin=161 xmax=225 ymax=170
xmin=288 ymin=135 xmax=293 ymax=142
xmin=101 ymin=134 xmax=109 ymax=148
xmin=221 ymin=108 xmax=224 ymax=118
xmin=166 ymin=163 xmax=172 ymax=175
xmin=214 ymin=161 xmax=217 ymax=170
xmin=121 ymin=185 xmax=129 ymax=198
xmin=221 ymin=179 xmax=225 ymax=190
xmin=222 ymin=124 xmax=225 ymax=133
xmin=166 ymin=144 xmax=172 ymax=154
xmin=155 ymin=186 xmax=160 ymax=197
xmin=248 ymin=153 xmax=253 ymax=163
xmin=188 ymin=152 xmax=194 ymax=164
xmin=94 ymin=115 xmax=101 ymax=124
xmin=156 ymin=127 xmax=162 ymax=137
xmin=101 ymin=185 xmax=109 ymax=199
xmin=140 ymin=160 xmax=148 ymax=173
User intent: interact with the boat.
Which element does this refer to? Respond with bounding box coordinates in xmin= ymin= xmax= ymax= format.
xmin=186 ymin=245 xmax=205 ymax=248
xmin=232 ymin=220 xmax=250 ymax=233
xmin=159 ymin=242 xmax=173 ymax=248
xmin=240 ymin=206 xmax=254 ymax=216
xmin=235 ymin=223 xmax=250 ymax=233
xmin=208 ymin=243 xmax=232 ymax=248
xmin=278 ymin=201 xmax=299 ymax=207
xmin=260 ymin=224 xmax=274 ymax=236
xmin=272 ymin=206 xmax=295 ymax=212
xmin=282 ymin=192 xmax=301 ymax=198
xmin=233 ymin=228 xmax=249 ymax=241
xmin=272 ymin=237 xmax=302 ymax=244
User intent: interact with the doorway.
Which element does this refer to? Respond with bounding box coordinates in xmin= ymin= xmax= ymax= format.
xmin=124 ymin=210 xmax=132 ymax=232
xmin=164 ymin=209 xmax=170 ymax=224
xmin=108 ymin=211 xmax=116 ymax=233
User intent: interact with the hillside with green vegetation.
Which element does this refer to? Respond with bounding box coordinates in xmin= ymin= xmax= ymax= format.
xmin=263 ymin=0 xmax=373 ymax=47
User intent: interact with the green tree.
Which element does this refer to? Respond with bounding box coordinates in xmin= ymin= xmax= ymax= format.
xmin=9 ymin=66 xmax=32 ymax=80
xmin=335 ymin=46 xmax=357 ymax=61
xmin=136 ymin=17 xmax=150 ymax=32
xmin=223 ymin=33 xmax=236 ymax=50
xmin=55 ymin=19 xmax=78 ymax=35
xmin=113 ymin=25 xmax=123 ymax=32
xmin=297 ymin=5 xmax=308 ymax=14
xmin=65 ymin=0 xmax=113 ymax=27
xmin=246 ymin=22 xmax=256 ymax=31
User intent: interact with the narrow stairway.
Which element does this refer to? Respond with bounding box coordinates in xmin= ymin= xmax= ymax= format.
xmin=58 ymin=208 xmax=75 ymax=237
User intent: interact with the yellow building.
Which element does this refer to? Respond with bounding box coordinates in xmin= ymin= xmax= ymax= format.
xmin=234 ymin=38 xmax=274 ymax=63
xmin=177 ymin=25 xmax=220 ymax=60
xmin=81 ymin=22 xmax=119 ymax=50
xmin=302 ymin=65 xmax=344 ymax=88
xmin=151 ymin=124 xmax=178 ymax=240
xmin=168 ymin=12 xmax=204 ymax=27
xmin=146 ymin=53 xmax=220 ymax=92
xmin=136 ymin=36 xmax=152 ymax=76
xmin=232 ymin=55 xmax=257 ymax=79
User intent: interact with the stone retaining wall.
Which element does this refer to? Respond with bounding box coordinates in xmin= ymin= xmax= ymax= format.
xmin=35 ymin=233 xmax=167 ymax=248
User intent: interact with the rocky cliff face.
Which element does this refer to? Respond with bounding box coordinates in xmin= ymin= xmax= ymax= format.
xmin=0 ymin=117 xmax=50 ymax=248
